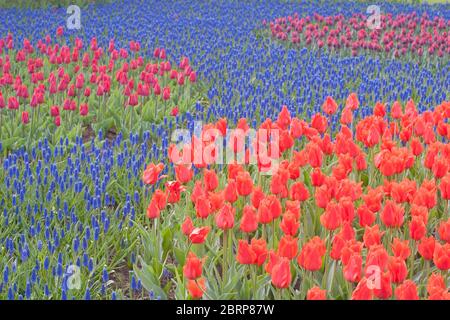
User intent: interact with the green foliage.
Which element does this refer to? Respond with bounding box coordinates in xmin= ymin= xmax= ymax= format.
xmin=0 ymin=0 xmax=113 ymax=9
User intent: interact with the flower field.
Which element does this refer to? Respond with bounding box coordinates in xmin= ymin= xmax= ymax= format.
xmin=266 ymin=12 xmax=449 ymax=61
xmin=0 ymin=0 xmax=449 ymax=301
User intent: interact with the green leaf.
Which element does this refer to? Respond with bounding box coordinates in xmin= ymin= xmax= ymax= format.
xmin=162 ymin=227 xmax=173 ymax=259
xmin=134 ymin=257 xmax=167 ymax=300
xmin=326 ymin=260 xmax=336 ymax=293
xmin=173 ymin=247 xmax=186 ymax=266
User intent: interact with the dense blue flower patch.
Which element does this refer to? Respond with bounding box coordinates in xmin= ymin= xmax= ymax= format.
xmin=0 ymin=131 xmax=163 ymax=299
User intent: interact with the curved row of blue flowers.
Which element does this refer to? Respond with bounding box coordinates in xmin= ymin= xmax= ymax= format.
xmin=0 ymin=130 xmax=173 ymax=299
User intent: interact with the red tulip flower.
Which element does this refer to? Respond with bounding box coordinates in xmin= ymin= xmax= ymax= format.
xmin=322 ymin=96 xmax=338 ymax=115
xmin=21 ymin=111 xmax=29 ymax=124
xmin=189 ymin=227 xmax=210 ymax=244
xmin=183 ymin=252 xmax=204 ymax=280
xmin=142 ymin=163 xmax=164 ymax=185
xmin=270 ymin=257 xmax=291 ymax=289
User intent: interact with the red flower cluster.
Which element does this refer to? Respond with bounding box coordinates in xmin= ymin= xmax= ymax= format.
xmin=145 ymin=94 xmax=450 ymax=299
xmin=267 ymin=12 xmax=449 ymax=58
xmin=0 ymin=30 xmax=197 ymax=144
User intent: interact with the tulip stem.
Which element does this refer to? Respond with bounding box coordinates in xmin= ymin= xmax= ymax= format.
xmin=142 ymin=185 xmax=146 ymax=216
xmin=272 ymin=220 xmax=276 ymax=249
xmin=328 ymin=114 xmax=333 ymax=141
xmin=446 ymin=270 xmax=449 ymax=288
xmin=345 ymin=278 xmax=352 ymax=299
xmin=130 ymin=106 xmax=134 ymax=133
xmin=30 ymin=107 xmax=36 ymax=145
xmin=446 ymin=200 xmax=449 ymax=217
xmin=252 ymin=265 xmax=257 ymax=299
xmin=274 ymin=287 xmax=281 ymax=300
xmin=409 ymin=241 xmax=416 ymax=278
xmin=223 ymin=230 xmax=228 ymax=287
xmin=153 ymin=218 xmax=158 ymax=247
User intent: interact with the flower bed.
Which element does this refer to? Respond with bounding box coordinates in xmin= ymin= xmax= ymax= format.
xmin=0 ymin=30 xmax=201 ymax=152
xmin=266 ymin=12 xmax=449 ymax=60
xmin=138 ymin=95 xmax=450 ymax=299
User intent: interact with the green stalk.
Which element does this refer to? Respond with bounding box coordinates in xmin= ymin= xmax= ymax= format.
xmin=223 ymin=230 xmax=228 ymax=287
xmin=409 ymin=241 xmax=416 ymax=279
xmin=272 ymin=219 xmax=277 ymax=249
xmin=252 ymin=264 xmax=257 ymax=299
xmin=274 ymin=287 xmax=281 ymax=300
xmin=130 ymin=105 xmax=134 ymax=133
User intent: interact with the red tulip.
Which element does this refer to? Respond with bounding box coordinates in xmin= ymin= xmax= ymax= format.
xmin=215 ymin=203 xmax=235 ymax=230
xmin=380 ymin=200 xmax=404 ymax=228
xmin=373 ymin=271 xmax=392 ymax=299
xmin=280 ymin=211 xmax=300 ymax=236
xmin=236 ymin=171 xmax=253 ymax=196
xmin=21 ymin=111 xmax=29 ymax=124
xmin=153 ymin=48 xmax=160 ymax=58
xmin=251 ymin=186 xmax=265 ymax=209
xmin=251 ymin=238 xmax=267 ymax=266
xmin=170 ymin=106 xmax=179 ymax=116
xmin=8 ymin=96 xmax=19 ymax=110
xmin=128 ymin=93 xmax=138 ymax=106
xmin=270 ymin=257 xmax=291 ymax=289
xmin=409 ymin=216 xmax=426 ymax=241
xmin=351 ymin=278 xmax=373 ymax=300
xmin=236 ymin=240 xmax=256 ymax=265
xmin=433 ymin=242 xmax=450 ymax=270
xmin=240 ymin=205 xmax=258 ymax=233
xmin=439 ymin=174 xmax=450 ymax=200
xmin=277 ymin=105 xmax=291 ymax=130
xmin=189 ymin=226 xmax=210 ymax=244
xmin=203 ymin=169 xmax=219 ymax=191
xmin=345 ymin=93 xmax=359 ymax=111
xmin=224 ymin=179 xmax=238 ymax=203
xmin=146 ymin=199 xmax=160 ymax=219
xmin=344 ymin=254 xmax=362 ymax=283
xmin=438 ymin=218 xmax=450 ymax=243
xmin=363 ymin=224 xmax=384 ymax=248
xmin=307 ymin=287 xmax=326 ymax=300
xmin=395 ymin=280 xmax=419 ymax=300
xmin=152 ymin=189 xmax=167 ymax=210
xmin=391 ymin=238 xmax=411 ymax=260
xmin=56 ymin=26 xmax=64 ymax=37
xmin=187 ymin=278 xmax=205 ymax=299
xmin=183 ymin=252 xmax=204 ymax=280
xmin=162 ymin=87 xmax=170 ymax=101
xmin=175 ymin=164 xmax=193 ymax=184
xmin=142 ymin=163 xmax=164 ymax=185
xmin=322 ymin=96 xmax=338 ymax=115
xmin=189 ymin=71 xmax=197 ymax=83
xmin=297 ymin=236 xmax=326 ymax=271
xmin=418 ymin=236 xmax=436 ymax=261
xmin=181 ymin=216 xmax=194 ymax=236
xmin=79 ymin=103 xmax=88 ymax=116
xmin=0 ymin=92 xmax=5 ymax=108
xmin=258 ymin=195 xmax=282 ymax=224
xmin=427 ymin=273 xmax=448 ymax=300
xmin=320 ymin=200 xmax=342 ymax=231
xmin=277 ymin=235 xmax=298 ymax=260
xmin=388 ymin=256 xmax=408 ymax=284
